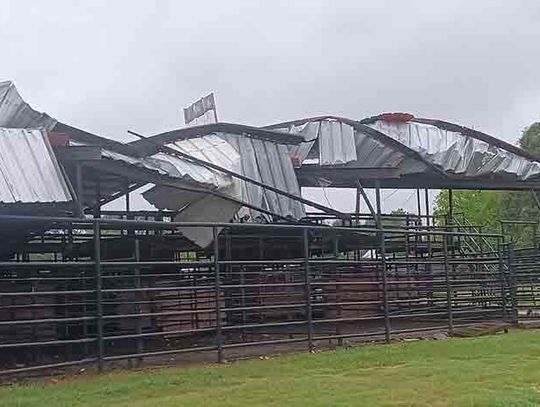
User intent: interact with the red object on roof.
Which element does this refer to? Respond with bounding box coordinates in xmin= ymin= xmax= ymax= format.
xmin=379 ymin=113 xmax=415 ymax=123
xmin=290 ymin=154 xmax=302 ymax=168
xmin=47 ymin=132 xmax=71 ymax=147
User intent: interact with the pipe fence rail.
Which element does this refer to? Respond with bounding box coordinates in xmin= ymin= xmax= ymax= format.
xmin=0 ymin=215 xmax=515 ymax=376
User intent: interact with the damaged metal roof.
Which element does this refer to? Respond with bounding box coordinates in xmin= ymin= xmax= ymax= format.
xmin=127 ymin=129 xmax=306 ymax=247
xmin=0 ymin=128 xmax=72 ymax=203
xmin=5 ymin=76 xmax=540 ymax=220
xmin=267 ymin=114 xmax=540 ymax=189
xmin=138 ymin=130 xmax=305 ymax=221
xmin=0 ymin=81 xmax=56 ymax=130
xmin=366 ymin=118 xmax=540 ymax=181
xmin=267 ymin=116 xmax=426 ymax=174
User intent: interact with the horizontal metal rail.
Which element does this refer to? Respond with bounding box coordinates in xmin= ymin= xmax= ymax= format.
xmin=0 ymin=213 xmax=513 ymax=377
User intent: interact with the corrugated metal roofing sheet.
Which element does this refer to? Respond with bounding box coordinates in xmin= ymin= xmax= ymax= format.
xmin=0 ymin=128 xmax=72 ymax=203
xmin=272 ymin=118 xmax=426 ymax=175
xmin=0 ymin=81 xmax=56 ymax=130
xmin=137 ymin=131 xmax=305 ymax=246
xmin=142 ymin=131 xmax=305 ymax=221
xmin=368 ymin=120 xmax=540 ymax=180
xmin=165 ymin=133 xmax=241 ymax=190
xmin=100 ymin=147 xmax=229 ymax=189
xmin=318 ymin=120 xmax=357 ymax=165
xmin=268 ymin=121 xmax=318 ymax=164
xmin=227 ymin=133 xmax=304 ymax=219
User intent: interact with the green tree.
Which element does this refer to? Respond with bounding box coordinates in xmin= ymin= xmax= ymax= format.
xmin=499 ymin=122 xmax=540 ymax=246
xmin=433 ymin=190 xmax=501 ymax=233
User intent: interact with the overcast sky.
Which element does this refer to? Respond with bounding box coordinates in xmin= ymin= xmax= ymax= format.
xmin=2 ymin=0 xmax=540 ymax=212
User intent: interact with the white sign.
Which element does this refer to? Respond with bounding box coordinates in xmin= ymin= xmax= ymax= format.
xmin=183 ymin=93 xmax=218 ymax=125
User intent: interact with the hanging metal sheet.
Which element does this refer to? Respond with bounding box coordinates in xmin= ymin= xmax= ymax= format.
xmin=138 ymin=131 xmax=305 ymax=241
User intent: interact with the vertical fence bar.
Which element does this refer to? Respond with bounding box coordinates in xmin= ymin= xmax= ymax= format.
xmin=375 ymin=181 xmax=390 ymax=344
xmin=134 ymin=238 xmax=143 ymax=365
xmin=240 ymin=265 xmax=247 ymax=342
xmin=443 ymin=236 xmax=453 ymax=335
xmin=213 ymin=226 xmax=224 ymax=363
xmin=75 ymin=162 xmax=84 ymax=218
xmin=416 ymin=189 xmax=422 ymax=223
xmin=94 ymin=220 xmax=104 ymax=371
xmin=508 ymin=243 xmax=518 ymax=325
xmin=424 ymin=189 xmax=430 ymax=227
xmin=303 ymin=228 xmax=313 ymax=352
xmin=498 ymin=237 xmax=507 ymax=321
xmin=334 ymin=233 xmax=342 ymax=346
xmin=224 ymin=234 xmax=232 ymax=327
xmin=380 ymin=229 xmax=390 ymax=344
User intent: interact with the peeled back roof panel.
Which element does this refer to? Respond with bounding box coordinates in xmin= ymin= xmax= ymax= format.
xmin=0 ymin=81 xmax=56 ymax=130
xmin=142 ymin=131 xmax=305 ymax=221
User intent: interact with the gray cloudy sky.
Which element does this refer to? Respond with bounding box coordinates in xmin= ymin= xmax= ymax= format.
xmin=2 ymin=0 xmax=540 ymax=212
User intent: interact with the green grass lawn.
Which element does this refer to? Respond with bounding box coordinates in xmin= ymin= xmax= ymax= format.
xmin=3 ymin=330 xmax=540 ymax=407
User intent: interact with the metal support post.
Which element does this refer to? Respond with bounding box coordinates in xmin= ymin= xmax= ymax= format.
xmin=125 ymin=178 xmax=131 ymax=215
xmin=94 ymin=220 xmax=104 ymax=371
xmin=134 ymin=238 xmax=143 ymax=365
xmin=357 ymin=180 xmax=380 ymax=228
xmin=225 ymin=235 xmax=232 ymax=326
xmin=304 ymin=229 xmax=313 ymax=352
xmin=498 ymin=237 xmax=507 ymax=321
xmin=448 ymin=189 xmax=453 ymax=225
xmin=334 ymin=233 xmax=342 ymax=346
xmin=375 ymin=181 xmax=391 ymax=344
xmin=125 ymin=178 xmax=132 ymax=236
xmin=355 ymin=186 xmax=361 ymax=226
xmin=424 ymin=189 xmax=430 ymax=227
xmin=75 ymin=162 xmax=84 ymax=218
xmin=416 ymin=189 xmax=422 ymax=225
xmin=213 ymin=227 xmax=224 ymax=363
xmin=508 ymin=243 xmax=518 ymax=325
xmin=93 ymin=175 xmax=101 ymax=219
xmin=443 ymin=237 xmax=453 ymax=335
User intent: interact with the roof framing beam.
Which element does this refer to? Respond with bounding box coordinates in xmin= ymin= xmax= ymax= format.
xmin=129 ymin=122 xmax=304 ymax=156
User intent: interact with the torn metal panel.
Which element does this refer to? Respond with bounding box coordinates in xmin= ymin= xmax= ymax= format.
xmin=368 ymin=120 xmax=540 ymax=181
xmin=270 ymin=121 xmax=319 ymax=164
xmin=221 ymin=133 xmax=305 ymax=220
xmin=141 ymin=131 xmax=305 ymax=223
xmin=99 ymin=148 xmax=228 ymax=190
xmin=138 ymin=130 xmax=305 ymax=245
xmin=0 ymin=81 xmax=305 ymax=229
xmin=277 ymin=143 xmax=303 ymax=214
xmin=226 ymin=134 xmax=265 ymax=216
xmin=0 ymin=81 xmax=56 ymax=130
xmin=318 ymin=119 xmax=357 ymax=165
xmin=164 ymin=133 xmax=241 ymax=192
xmin=352 ymin=127 xmax=426 ymax=174
xmin=0 ymin=128 xmax=72 ymax=203
xmin=270 ymin=117 xmax=427 ymax=189
xmin=142 ymin=187 xmax=204 ymax=212
xmin=144 ymin=185 xmax=241 ymax=248
xmin=172 ymin=192 xmax=240 ymax=248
